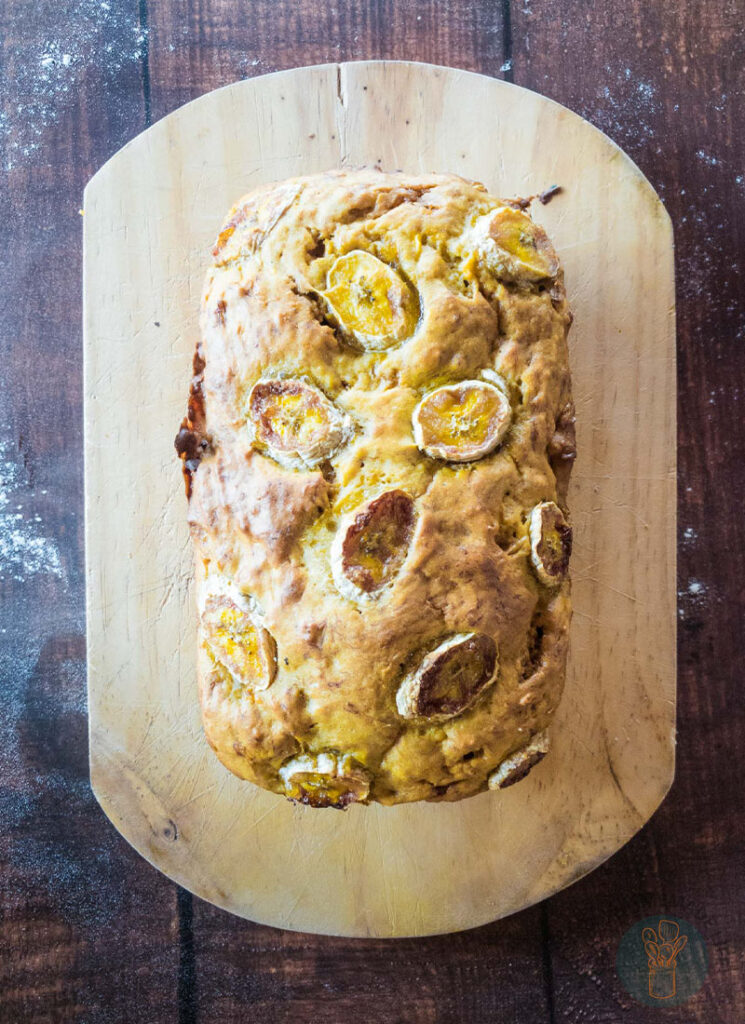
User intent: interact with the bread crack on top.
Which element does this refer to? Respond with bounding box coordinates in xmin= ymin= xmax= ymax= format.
xmin=177 ymin=168 xmax=574 ymax=808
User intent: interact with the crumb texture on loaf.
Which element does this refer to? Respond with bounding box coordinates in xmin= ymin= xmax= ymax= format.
xmin=177 ymin=168 xmax=574 ymax=807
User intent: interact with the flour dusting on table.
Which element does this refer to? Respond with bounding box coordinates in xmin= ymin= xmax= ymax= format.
xmin=0 ymin=438 xmax=64 ymax=583
xmin=1 ymin=0 xmax=147 ymax=171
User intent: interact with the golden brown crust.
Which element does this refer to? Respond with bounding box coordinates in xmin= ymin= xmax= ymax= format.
xmin=178 ymin=168 xmax=574 ymax=807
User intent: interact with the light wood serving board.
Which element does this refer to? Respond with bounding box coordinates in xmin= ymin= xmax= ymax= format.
xmin=83 ymin=61 xmax=676 ymax=938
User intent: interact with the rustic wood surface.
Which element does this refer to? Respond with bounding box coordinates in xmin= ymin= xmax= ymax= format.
xmin=1 ymin=0 xmax=743 ymax=1021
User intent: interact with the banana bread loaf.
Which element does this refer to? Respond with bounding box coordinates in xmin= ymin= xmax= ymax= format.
xmin=175 ymin=168 xmax=575 ymax=808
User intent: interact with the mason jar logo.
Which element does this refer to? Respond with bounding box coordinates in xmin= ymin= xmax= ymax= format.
xmin=616 ymin=916 xmax=708 ymax=1007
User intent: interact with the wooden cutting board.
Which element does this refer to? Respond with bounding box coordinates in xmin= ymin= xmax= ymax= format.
xmin=83 ymin=60 xmax=676 ymax=938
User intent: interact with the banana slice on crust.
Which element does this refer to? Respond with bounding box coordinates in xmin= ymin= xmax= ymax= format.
xmin=481 ymin=206 xmax=559 ymax=283
xmin=322 ymin=250 xmax=419 ymax=350
xmin=202 ymin=594 xmax=277 ymax=695
xmin=248 ymin=378 xmax=351 ymax=468
xmin=412 ymin=379 xmax=512 ymax=462
xmin=396 ymin=632 xmax=499 ymax=722
xmin=488 ymin=731 xmax=549 ymax=789
xmin=331 ymin=489 xmax=416 ymax=600
xmin=528 ymin=501 xmax=572 ymax=586
xmin=279 ymin=752 xmax=371 ymax=808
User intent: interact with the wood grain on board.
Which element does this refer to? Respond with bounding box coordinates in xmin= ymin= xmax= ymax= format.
xmin=2 ymin=1 xmax=743 ymax=1023
xmin=84 ymin=57 xmax=675 ymax=939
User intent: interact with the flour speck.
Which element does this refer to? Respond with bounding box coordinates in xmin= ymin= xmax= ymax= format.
xmin=677 ymin=577 xmax=711 ymax=620
xmin=696 ymin=149 xmax=719 ymax=167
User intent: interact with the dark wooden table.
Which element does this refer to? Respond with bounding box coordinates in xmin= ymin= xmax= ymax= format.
xmin=1 ymin=2 xmax=743 ymax=1021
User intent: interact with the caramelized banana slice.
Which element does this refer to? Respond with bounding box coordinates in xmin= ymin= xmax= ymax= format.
xmin=528 ymin=501 xmax=572 ymax=586
xmin=322 ymin=250 xmax=419 ymax=350
xmin=331 ymin=489 xmax=415 ymax=599
xmin=482 ymin=206 xmax=559 ymax=283
xmin=488 ymin=731 xmax=549 ymax=789
xmin=412 ymin=380 xmax=511 ymax=462
xmin=248 ymin=378 xmax=351 ymax=468
xmin=202 ymin=594 xmax=277 ymax=694
xmin=396 ymin=633 xmax=498 ymax=721
xmin=279 ymin=752 xmax=371 ymax=808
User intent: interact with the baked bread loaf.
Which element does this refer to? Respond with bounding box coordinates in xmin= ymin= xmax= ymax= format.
xmin=176 ymin=169 xmax=575 ymax=808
